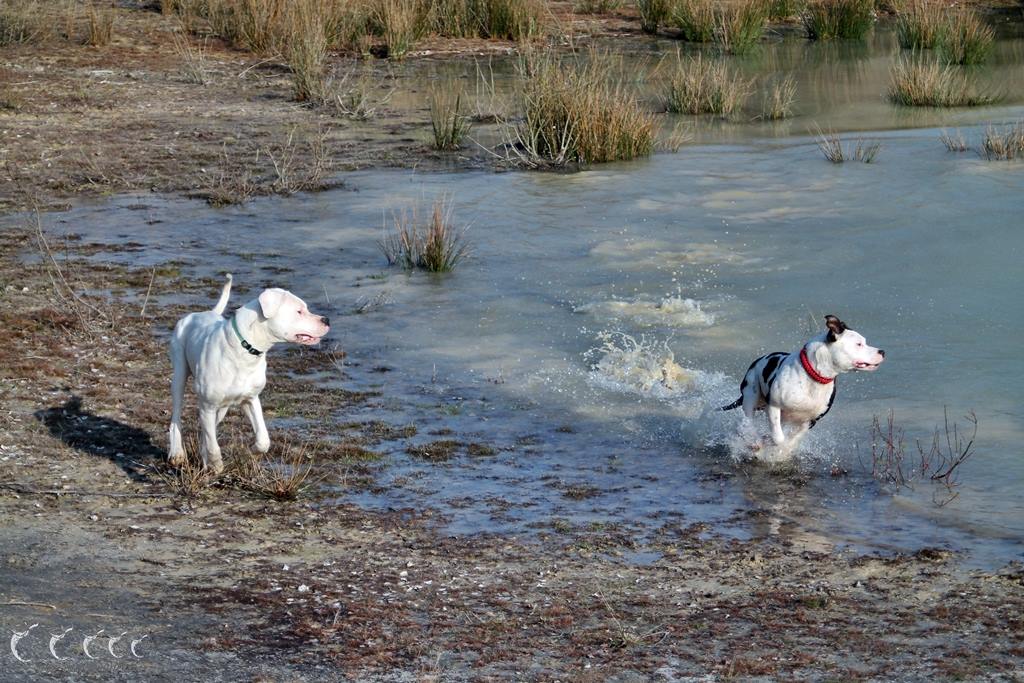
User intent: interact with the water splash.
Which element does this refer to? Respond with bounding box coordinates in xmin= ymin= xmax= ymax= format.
xmin=575 ymin=295 xmax=714 ymax=328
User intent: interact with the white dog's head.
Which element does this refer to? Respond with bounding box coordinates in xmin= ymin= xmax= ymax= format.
xmin=823 ymin=314 xmax=885 ymax=372
xmin=258 ymin=288 xmax=330 ymax=346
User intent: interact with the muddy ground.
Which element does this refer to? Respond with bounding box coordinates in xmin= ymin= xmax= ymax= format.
xmin=2 ymin=2 xmax=1024 ymax=681
xmin=1 ymin=210 xmax=1023 ymax=682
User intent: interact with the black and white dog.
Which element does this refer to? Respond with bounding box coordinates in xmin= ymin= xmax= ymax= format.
xmin=722 ymin=315 xmax=885 ymax=453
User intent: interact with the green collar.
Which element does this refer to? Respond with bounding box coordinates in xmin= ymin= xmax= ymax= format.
xmin=231 ymin=315 xmax=263 ymax=356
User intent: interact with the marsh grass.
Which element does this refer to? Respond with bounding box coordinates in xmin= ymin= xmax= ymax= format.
xmin=888 ymin=57 xmax=997 ymax=107
xmin=938 ymin=128 xmax=967 ymax=152
xmin=380 ymin=197 xmax=470 ymax=272
xmin=716 ymin=0 xmax=768 ymax=54
xmin=637 ymin=0 xmax=671 ymax=33
xmin=662 ymin=52 xmax=751 ymax=116
xmin=1 ymin=0 xmax=48 ymax=45
xmin=802 ymin=0 xmax=874 ymax=39
xmin=429 ymin=86 xmax=472 ymax=150
xmin=761 ymin=74 xmax=796 ymax=119
xmin=981 ymin=122 xmax=1024 ymax=160
xmin=815 ymin=127 xmax=880 ymax=162
xmin=503 ymin=50 xmax=656 ymax=166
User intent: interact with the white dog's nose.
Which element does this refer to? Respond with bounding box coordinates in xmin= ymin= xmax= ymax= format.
xmin=320 ymin=316 xmax=330 ymax=327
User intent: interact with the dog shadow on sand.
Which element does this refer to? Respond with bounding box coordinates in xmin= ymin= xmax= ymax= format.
xmin=35 ymin=396 xmax=164 ymax=481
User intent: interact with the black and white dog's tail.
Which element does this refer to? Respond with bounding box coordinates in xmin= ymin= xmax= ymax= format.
xmin=720 ymin=397 xmax=743 ymax=411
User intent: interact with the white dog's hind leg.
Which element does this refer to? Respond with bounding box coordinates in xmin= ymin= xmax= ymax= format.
xmin=168 ymin=342 xmax=188 ymax=467
xmin=198 ymin=404 xmax=225 ymax=474
xmin=242 ymin=396 xmax=271 ymax=453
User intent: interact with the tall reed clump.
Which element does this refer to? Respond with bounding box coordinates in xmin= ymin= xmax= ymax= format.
xmin=888 ymin=57 xmax=997 ymax=106
xmin=380 ymin=197 xmax=470 ymax=272
xmin=672 ymin=0 xmax=767 ymax=53
xmin=637 ymin=0 xmax=672 ymax=33
xmin=429 ymin=85 xmax=472 ymax=150
xmin=802 ymin=0 xmax=874 ymax=39
xmin=670 ymin=0 xmax=715 ymax=42
xmin=662 ymin=52 xmax=751 ymax=115
xmin=981 ymin=122 xmax=1024 ymax=161
xmin=282 ymin=0 xmax=329 ymax=102
xmin=897 ymin=2 xmax=993 ymax=64
xmin=85 ymin=5 xmax=115 ymax=46
xmin=896 ymin=0 xmax=945 ymax=49
xmin=939 ymin=8 xmax=994 ymax=65
xmin=506 ymin=50 xmax=657 ymax=166
xmin=716 ymin=0 xmax=769 ymax=54
xmin=766 ymin=0 xmax=805 ymax=20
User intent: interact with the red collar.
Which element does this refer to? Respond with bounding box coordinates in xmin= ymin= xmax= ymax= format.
xmin=799 ymin=347 xmax=834 ymax=384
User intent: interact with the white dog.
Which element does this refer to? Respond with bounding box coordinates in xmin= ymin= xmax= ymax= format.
xmin=721 ymin=315 xmax=884 ymax=453
xmin=168 ymin=275 xmax=330 ymax=473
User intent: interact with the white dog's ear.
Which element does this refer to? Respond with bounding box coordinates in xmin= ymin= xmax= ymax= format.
xmin=258 ymin=289 xmax=286 ymax=319
xmin=825 ymin=314 xmax=847 ymax=343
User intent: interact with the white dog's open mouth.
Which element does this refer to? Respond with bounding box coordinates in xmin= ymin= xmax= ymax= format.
xmin=855 ymin=361 xmax=881 ymax=370
xmin=294 ymin=334 xmax=322 ymax=345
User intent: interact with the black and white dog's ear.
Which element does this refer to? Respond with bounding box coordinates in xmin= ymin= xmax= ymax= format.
xmin=258 ymin=289 xmax=286 ymax=319
xmin=824 ymin=314 xmax=847 ymax=342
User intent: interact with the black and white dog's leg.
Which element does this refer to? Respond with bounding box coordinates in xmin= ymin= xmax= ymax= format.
xmin=766 ymin=404 xmax=786 ymax=446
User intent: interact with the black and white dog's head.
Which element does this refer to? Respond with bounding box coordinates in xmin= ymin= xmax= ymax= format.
xmin=822 ymin=314 xmax=885 ymax=373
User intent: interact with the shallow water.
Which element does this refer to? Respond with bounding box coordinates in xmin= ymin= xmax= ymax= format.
xmin=19 ymin=27 xmax=1024 ymax=568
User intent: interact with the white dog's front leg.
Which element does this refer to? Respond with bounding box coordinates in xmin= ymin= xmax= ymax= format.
xmin=242 ymin=396 xmax=271 ymax=453
xmin=198 ymin=405 xmax=225 ymax=474
xmin=766 ymin=405 xmax=786 ymax=446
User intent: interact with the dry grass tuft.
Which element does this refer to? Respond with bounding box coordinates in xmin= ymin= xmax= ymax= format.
xmin=662 ymin=51 xmax=751 ymax=116
xmin=802 ymin=0 xmax=874 ymax=39
xmin=172 ymin=31 xmax=211 ymax=85
xmin=380 ymin=196 xmax=470 ymax=272
xmin=429 ymin=85 xmax=472 ymax=150
xmin=232 ymin=439 xmax=317 ymax=501
xmin=938 ymin=128 xmax=967 ymax=152
xmin=888 ymin=57 xmax=996 ymax=107
xmin=815 ymin=127 xmax=880 ymax=162
xmin=981 ymin=122 xmax=1024 ymax=161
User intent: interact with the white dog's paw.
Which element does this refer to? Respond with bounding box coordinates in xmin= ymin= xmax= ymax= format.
xmin=168 ymin=451 xmax=186 ymax=468
xmin=206 ymin=459 xmax=225 ymax=475
xmin=255 ymin=437 xmax=271 ymax=453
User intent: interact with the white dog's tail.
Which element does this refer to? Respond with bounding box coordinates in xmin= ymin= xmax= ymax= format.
xmin=213 ymin=273 xmax=233 ymax=315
